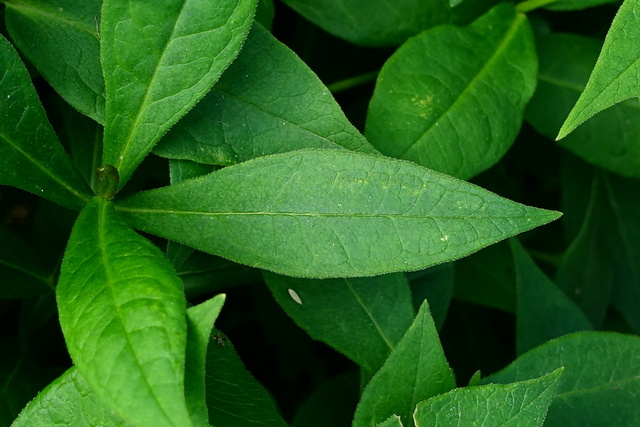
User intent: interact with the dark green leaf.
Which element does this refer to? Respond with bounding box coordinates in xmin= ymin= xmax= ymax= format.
xmin=263 ymin=272 xmax=415 ymax=372
xmin=408 ymin=263 xmax=454 ymax=330
xmin=0 ymin=34 xmax=92 ymax=210
xmin=4 ymin=0 xmax=105 ymax=123
xmin=56 ymin=198 xmax=190 ymax=426
xmin=154 ymin=24 xmax=377 ymax=166
xmin=365 ymin=3 xmax=537 ymax=179
xmin=542 ymin=0 xmax=620 ymax=10
xmin=415 ymin=369 xmax=562 ymax=427
xmin=353 ymin=301 xmax=456 ymax=427
xmin=255 ymin=0 xmax=275 ymax=30
xmin=101 ymin=0 xmax=257 ymax=185
xmin=483 ymin=332 xmax=640 ymax=426
xmin=116 ymin=149 xmax=561 ymax=279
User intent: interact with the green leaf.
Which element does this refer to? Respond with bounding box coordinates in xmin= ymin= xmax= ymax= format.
xmin=4 ymin=0 xmax=105 ymax=123
xmin=205 ymin=329 xmax=288 ymax=427
xmin=56 ymin=198 xmax=191 ymax=426
xmin=526 ymin=33 xmax=640 ymax=179
xmin=541 ymin=0 xmax=620 ymax=11
xmin=256 ymin=0 xmax=275 ymax=29
xmin=11 ymin=367 xmax=129 ymax=427
xmin=263 ymin=272 xmax=415 ymax=373
xmin=407 ymin=263 xmax=454 ymax=330
xmin=510 ymin=238 xmax=592 ymax=355
xmin=376 ymin=415 xmax=404 ymax=427
xmin=116 ymin=149 xmax=561 ymax=279
xmin=184 ymin=294 xmax=226 ymax=426
xmin=0 ymin=34 xmax=92 ymax=210
xmin=483 ymin=332 xmax=640 ymax=426
xmin=0 ymin=223 xmax=52 ymax=299
xmin=352 ymin=301 xmax=456 ymax=427
xmin=100 ymin=0 xmax=257 ymax=185
xmin=153 ymin=24 xmax=377 ymax=166
xmin=557 ymin=0 xmax=640 ymax=139
xmin=414 ymin=369 xmax=562 ymax=427
xmin=365 ymin=3 xmax=537 ymax=179
xmin=280 ymin=0 xmax=452 ymax=46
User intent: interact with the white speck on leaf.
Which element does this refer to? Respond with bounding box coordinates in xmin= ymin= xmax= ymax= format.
xmin=288 ymin=289 xmax=303 ymax=305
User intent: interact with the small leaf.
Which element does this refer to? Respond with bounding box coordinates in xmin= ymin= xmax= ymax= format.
xmin=557 ymin=0 xmax=640 ymax=139
xmin=415 ymin=369 xmax=563 ymax=427
xmin=205 ymin=329 xmax=288 ymax=427
xmin=116 ymin=149 xmax=561 ymax=279
xmin=154 ymin=24 xmax=377 ymax=166
xmin=365 ymin=3 xmax=537 ymax=179
xmin=263 ymin=272 xmax=415 ymax=372
xmin=4 ymin=0 xmax=105 ymax=123
xmin=56 ymin=198 xmax=191 ymax=426
xmin=101 ymin=0 xmax=258 ymax=185
xmin=96 ymin=164 xmax=120 ymax=201
xmin=0 ymin=34 xmax=92 ymax=210
xmin=483 ymin=332 xmax=640 ymax=426
xmin=353 ymin=301 xmax=456 ymax=427
xmin=510 ymin=238 xmax=592 ymax=355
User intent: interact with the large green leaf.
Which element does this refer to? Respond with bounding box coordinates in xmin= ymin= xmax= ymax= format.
xmin=154 ymin=24 xmax=376 ymax=165
xmin=526 ymin=33 xmax=640 ymax=179
xmin=205 ymin=329 xmax=288 ymax=427
xmin=263 ymin=272 xmax=415 ymax=373
xmin=414 ymin=369 xmax=562 ymax=427
xmin=56 ymin=198 xmax=191 ymax=426
xmin=0 ymin=34 xmax=92 ymax=210
xmin=510 ymin=239 xmax=591 ymax=355
xmin=116 ymin=149 xmax=560 ymax=279
xmin=4 ymin=0 xmax=105 ymax=123
xmin=100 ymin=0 xmax=257 ymax=186
xmin=352 ymin=301 xmax=456 ymax=427
xmin=557 ymin=0 xmax=640 ymax=139
xmin=365 ymin=3 xmax=537 ymax=179
xmin=483 ymin=332 xmax=640 ymax=426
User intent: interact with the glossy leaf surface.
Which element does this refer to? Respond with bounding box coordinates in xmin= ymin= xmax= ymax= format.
xmin=154 ymin=24 xmax=376 ymax=165
xmin=101 ymin=0 xmax=257 ymax=185
xmin=0 ymin=34 xmax=92 ymax=210
xmin=365 ymin=3 xmax=537 ymax=179
xmin=56 ymin=198 xmax=190 ymax=426
xmin=116 ymin=149 xmax=560 ymax=279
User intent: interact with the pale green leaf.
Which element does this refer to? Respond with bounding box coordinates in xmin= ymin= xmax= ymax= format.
xmin=483 ymin=332 xmax=640 ymax=426
xmin=353 ymin=301 xmax=456 ymax=427
xmin=4 ymin=0 xmax=105 ymax=123
xmin=153 ymin=24 xmax=377 ymax=166
xmin=376 ymin=415 xmax=404 ymax=427
xmin=101 ymin=0 xmax=257 ymax=185
xmin=414 ymin=369 xmax=562 ymax=427
xmin=510 ymin=239 xmax=592 ymax=355
xmin=0 ymin=34 xmax=92 ymax=210
xmin=56 ymin=198 xmax=191 ymax=426
xmin=263 ymin=272 xmax=414 ymax=372
xmin=365 ymin=3 xmax=537 ymax=179
xmin=526 ymin=33 xmax=640 ymax=179
xmin=116 ymin=149 xmax=561 ymax=279
xmin=205 ymin=329 xmax=288 ymax=427
xmin=557 ymin=0 xmax=640 ymax=139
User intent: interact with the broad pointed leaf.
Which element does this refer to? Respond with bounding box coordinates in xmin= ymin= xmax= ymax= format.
xmin=365 ymin=3 xmax=537 ymax=179
xmin=263 ymin=272 xmax=415 ymax=372
xmin=557 ymin=0 xmax=640 ymax=139
xmin=352 ymin=301 xmax=456 ymax=427
xmin=101 ymin=0 xmax=257 ymax=185
xmin=483 ymin=332 xmax=640 ymax=426
xmin=4 ymin=0 xmax=105 ymax=123
xmin=154 ymin=24 xmax=376 ymax=165
xmin=414 ymin=369 xmax=562 ymax=427
xmin=56 ymin=198 xmax=191 ymax=426
xmin=116 ymin=149 xmax=560 ymax=279
xmin=0 ymin=34 xmax=92 ymax=210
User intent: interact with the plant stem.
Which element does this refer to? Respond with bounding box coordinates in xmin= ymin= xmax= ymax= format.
xmin=326 ymin=70 xmax=379 ymax=94
xmin=516 ymin=0 xmax=557 ymax=13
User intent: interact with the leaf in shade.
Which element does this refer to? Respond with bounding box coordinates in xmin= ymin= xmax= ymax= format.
xmin=56 ymin=198 xmax=190 ymax=426
xmin=0 ymin=34 xmax=92 ymax=210
xmin=557 ymin=0 xmax=640 ymax=139
xmin=153 ymin=24 xmax=377 ymax=166
xmin=541 ymin=0 xmax=620 ymax=10
xmin=115 ymin=149 xmax=561 ymax=279
xmin=100 ymin=0 xmax=257 ymax=186
xmin=365 ymin=3 xmax=537 ymax=179
xmin=263 ymin=272 xmax=414 ymax=372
